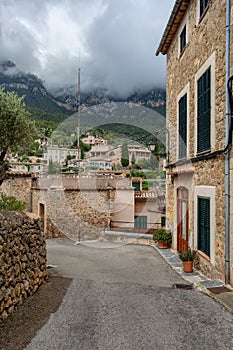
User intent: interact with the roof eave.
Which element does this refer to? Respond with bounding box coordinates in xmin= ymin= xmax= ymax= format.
xmin=155 ymin=0 xmax=190 ymax=56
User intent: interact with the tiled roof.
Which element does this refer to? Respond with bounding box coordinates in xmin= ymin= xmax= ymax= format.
xmin=156 ymin=0 xmax=190 ymax=56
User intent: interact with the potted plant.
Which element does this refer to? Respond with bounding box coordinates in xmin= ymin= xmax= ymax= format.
xmin=179 ymin=248 xmax=197 ymax=273
xmin=153 ymin=229 xmax=172 ymax=249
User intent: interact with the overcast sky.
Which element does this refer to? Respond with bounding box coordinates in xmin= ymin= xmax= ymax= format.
xmin=0 ymin=0 xmax=174 ymax=96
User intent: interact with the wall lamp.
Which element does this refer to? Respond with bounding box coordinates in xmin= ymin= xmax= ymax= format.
xmin=148 ymin=128 xmax=170 ymax=164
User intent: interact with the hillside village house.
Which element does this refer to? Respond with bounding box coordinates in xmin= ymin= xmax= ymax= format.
xmin=44 ymin=146 xmax=79 ymax=165
xmin=156 ymin=0 xmax=233 ymax=283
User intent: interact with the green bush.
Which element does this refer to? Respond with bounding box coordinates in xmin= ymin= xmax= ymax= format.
xmin=142 ymin=180 xmax=149 ymax=190
xmin=0 ymin=192 xmax=25 ymax=211
xmin=153 ymin=229 xmax=172 ymax=246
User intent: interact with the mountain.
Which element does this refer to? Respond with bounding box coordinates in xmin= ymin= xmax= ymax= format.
xmin=0 ymin=61 xmax=69 ymax=123
xmin=52 ymin=86 xmax=166 ymax=115
xmin=0 ymin=61 xmax=166 ymax=124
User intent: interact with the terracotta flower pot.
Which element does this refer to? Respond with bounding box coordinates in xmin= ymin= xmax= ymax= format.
xmin=158 ymin=240 xmax=169 ymax=249
xmin=182 ymin=261 xmax=193 ymax=273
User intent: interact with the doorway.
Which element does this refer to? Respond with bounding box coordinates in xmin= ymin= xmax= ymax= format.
xmin=177 ymin=187 xmax=189 ymax=252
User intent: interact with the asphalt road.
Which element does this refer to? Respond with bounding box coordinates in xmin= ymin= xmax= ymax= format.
xmin=25 ymin=239 xmax=233 ymax=350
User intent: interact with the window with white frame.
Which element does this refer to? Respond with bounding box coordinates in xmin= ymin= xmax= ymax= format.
xmin=197 ymin=196 xmax=210 ymax=256
xmin=194 ymin=186 xmax=215 ymax=263
xmin=178 ymin=14 xmax=188 ymax=58
xmin=200 ymin=0 xmax=210 ymax=18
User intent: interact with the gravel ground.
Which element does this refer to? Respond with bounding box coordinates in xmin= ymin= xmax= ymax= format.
xmin=0 ymin=272 xmax=72 ymax=350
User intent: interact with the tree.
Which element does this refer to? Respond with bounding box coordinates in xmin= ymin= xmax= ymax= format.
xmin=131 ymin=152 xmax=136 ymax=166
xmin=48 ymin=159 xmax=60 ymax=174
xmin=121 ymin=143 xmax=129 ymax=168
xmin=0 ymin=88 xmax=35 ymax=185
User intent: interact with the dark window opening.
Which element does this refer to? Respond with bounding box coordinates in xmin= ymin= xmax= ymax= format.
xmin=179 ymin=93 xmax=187 ymax=159
xmin=180 ymin=25 xmax=186 ymax=54
xmin=132 ymin=182 xmax=141 ymax=192
xmin=200 ymin=0 xmax=210 ymax=18
xmin=161 ymin=216 xmax=166 ymax=227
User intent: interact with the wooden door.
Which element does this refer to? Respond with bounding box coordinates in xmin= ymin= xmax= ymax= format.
xmin=177 ymin=188 xmax=189 ymax=252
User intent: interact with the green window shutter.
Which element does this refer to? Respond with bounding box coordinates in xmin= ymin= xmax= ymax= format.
xmin=197 ymin=67 xmax=211 ymax=153
xmin=197 ymin=197 xmax=210 ymax=256
xmin=134 ymin=216 xmax=147 ymax=229
xmin=178 ymin=93 xmax=187 ymax=159
xmin=161 ymin=216 xmax=166 ymax=227
xmin=132 ymin=182 xmax=140 ymax=192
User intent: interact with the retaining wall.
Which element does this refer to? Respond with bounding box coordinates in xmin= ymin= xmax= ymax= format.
xmin=0 ymin=211 xmax=47 ymax=320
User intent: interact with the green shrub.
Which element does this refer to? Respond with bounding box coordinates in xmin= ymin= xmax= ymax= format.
xmin=0 ymin=192 xmax=25 ymax=211
xmin=179 ymin=248 xmax=196 ymax=261
xmin=153 ymin=229 xmax=172 ymax=246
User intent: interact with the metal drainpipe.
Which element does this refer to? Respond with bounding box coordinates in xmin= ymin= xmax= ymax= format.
xmin=225 ymin=0 xmax=231 ymax=284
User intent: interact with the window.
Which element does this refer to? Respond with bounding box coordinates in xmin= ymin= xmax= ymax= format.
xmin=135 ymin=216 xmax=147 ymax=229
xmin=161 ymin=216 xmax=166 ymax=227
xmin=200 ymin=0 xmax=210 ymax=18
xmin=197 ymin=196 xmax=210 ymax=256
xmin=178 ymin=93 xmax=187 ymax=159
xmin=180 ymin=25 xmax=186 ymax=54
xmin=132 ymin=182 xmax=140 ymax=192
xmin=197 ymin=67 xmax=211 ymax=153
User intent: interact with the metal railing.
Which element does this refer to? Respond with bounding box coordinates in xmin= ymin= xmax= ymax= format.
xmin=109 ymin=220 xmax=163 ymax=234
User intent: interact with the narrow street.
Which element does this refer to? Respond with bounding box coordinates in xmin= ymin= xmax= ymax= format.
xmin=25 ymin=238 xmax=233 ymax=350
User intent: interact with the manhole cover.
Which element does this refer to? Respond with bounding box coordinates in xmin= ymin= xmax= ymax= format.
xmin=173 ymin=283 xmax=193 ymax=290
xmin=207 ymin=286 xmax=232 ymax=294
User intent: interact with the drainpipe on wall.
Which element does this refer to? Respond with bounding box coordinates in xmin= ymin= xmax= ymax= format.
xmin=225 ymin=0 xmax=231 ymax=284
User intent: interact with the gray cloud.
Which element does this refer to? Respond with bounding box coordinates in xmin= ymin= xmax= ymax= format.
xmin=0 ymin=0 xmax=174 ymax=96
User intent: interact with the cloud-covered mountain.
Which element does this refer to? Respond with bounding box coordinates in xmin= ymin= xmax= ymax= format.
xmin=0 ymin=61 xmax=166 ymax=123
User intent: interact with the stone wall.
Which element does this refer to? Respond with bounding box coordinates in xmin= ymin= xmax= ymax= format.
xmin=0 ymin=175 xmax=32 ymax=210
xmin=0 ymin=211 xmax=47 ymax=320
xmin=31 ymin=175 xmax=134 ymax=241
xmin=165 ymin=0 xmax=227 ymax=281
xmin=166 ymin=0 xmax=226 ymax=161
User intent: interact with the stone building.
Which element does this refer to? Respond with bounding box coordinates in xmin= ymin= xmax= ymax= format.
xmin=156 ymin=0 xmax=233 ymax=283
xmin=1 ymin=173 xmax=166 ymax=239
xmin=44 ymin=147 xmax=79 ymax=165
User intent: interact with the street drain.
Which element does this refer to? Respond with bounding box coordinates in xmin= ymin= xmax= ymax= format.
xmin=207 ymin=286 xmax=232 ymax=294
xmin=173 ymin=283 xmax=193 ymax=290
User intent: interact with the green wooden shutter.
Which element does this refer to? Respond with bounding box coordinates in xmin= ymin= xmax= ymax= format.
xmin=135 ymin=216 xmax=147 ymax=229
xmin=198 ymin=197 xmax=210 ymax=256
xmin=179 ymin=93 xmax=187 ymax=159
xmin=161 ymin=216 xmax=166 ymax=227
xmin=132 ymin=182 xmax=140 ymax=192
xmin=197 ymin=67 xmax=211 ymax=153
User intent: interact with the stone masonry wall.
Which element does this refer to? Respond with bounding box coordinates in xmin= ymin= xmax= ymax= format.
xmin=0 ymin=211 xmax=47 ymax=320
xmin=0 ymin=175 xmax=32 ymax=210
xmin=165 ymin=0 xmax=227 ymax=281
xmin=166 ymin=0 xmax=226 ymax=160
xmin=31 ymin=176 xmax=134 ymax=241
xmin=229 ymin=0 xmax=233 ymax=285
